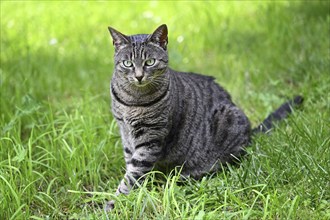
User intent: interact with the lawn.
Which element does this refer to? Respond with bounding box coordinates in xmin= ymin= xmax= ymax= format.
xmin=1 ymin=1 xmax=329 ymax=219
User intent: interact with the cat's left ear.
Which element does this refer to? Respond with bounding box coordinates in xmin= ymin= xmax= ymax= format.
xmin=148 ymin=24 xmax=168 ymax=50
xmin=108 ymin=27 xmax=130 ymax=51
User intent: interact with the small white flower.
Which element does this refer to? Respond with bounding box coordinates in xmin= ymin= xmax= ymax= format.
xmin=177 ymin=35 xmax=184 ymax=43
xmin=49 ymin=38 xmax=58 ymax=45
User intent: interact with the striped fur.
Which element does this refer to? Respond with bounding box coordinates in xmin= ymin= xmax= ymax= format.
xmin=106 ymin=25 xmax=303 ymax=205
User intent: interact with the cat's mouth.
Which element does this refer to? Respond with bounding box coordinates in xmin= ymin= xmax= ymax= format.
xmin=133 ymin=81 xmax=151 ymax=88
xmin=130 ymin=73 xmax=164 ymax=88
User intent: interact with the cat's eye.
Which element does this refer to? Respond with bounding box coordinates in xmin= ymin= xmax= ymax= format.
xmin=122 ymin=60 xmax=133 ymax=67
xmin=145 ymin=59 xmax=156 ymax=66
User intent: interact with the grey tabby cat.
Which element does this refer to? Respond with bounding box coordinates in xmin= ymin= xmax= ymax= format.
xmin=106 ymin=24 xmax=303 ymax=210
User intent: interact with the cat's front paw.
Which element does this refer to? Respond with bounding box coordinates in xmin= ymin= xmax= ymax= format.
xmin=104 ymin=200 xmax=115 ymax=212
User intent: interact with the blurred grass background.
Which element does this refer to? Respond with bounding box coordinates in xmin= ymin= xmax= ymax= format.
xmin=1 ymin=1 xmax=329 ymax=219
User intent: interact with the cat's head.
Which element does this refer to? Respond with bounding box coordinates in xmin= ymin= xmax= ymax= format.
xmin=108 ymin=24 xmax=169 ymax=88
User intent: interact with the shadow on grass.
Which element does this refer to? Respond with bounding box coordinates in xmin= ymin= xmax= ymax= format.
xmin=292 ymin=1 xmax=330 ymax=20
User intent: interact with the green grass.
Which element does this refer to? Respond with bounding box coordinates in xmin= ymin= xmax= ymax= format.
xmin=1 ymin=1 xmax=329 ymax=219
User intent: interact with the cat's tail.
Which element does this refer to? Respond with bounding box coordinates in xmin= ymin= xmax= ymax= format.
xmin=252 ymin=95 xmax=304 ymax=134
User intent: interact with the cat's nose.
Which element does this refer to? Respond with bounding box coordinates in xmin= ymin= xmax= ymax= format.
xmin=135 ymin=75 xmax=143 ymax=82
xmin=135 ymin=69 xmax=144 ymax=82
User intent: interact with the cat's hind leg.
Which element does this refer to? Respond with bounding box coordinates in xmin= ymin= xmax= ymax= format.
xmin=214 ymin=105 xmax=251 ymax=164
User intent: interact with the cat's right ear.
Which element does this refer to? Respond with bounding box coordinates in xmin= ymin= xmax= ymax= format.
xmin=148 ymin=24 xmax=168 ymax=50
xmin=108 ymin=27 xmax=130 ymax=51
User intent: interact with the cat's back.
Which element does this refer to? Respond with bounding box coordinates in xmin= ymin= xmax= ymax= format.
xmin=173 ymin=69 xmax=215 ymax=84
xmin=169 ymin=69 xmax=232 ymax=105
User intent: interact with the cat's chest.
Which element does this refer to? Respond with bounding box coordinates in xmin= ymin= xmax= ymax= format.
xmin=113 ymin=101 xmax=149 ymax=119
xmin=112 ymin=100 xmax=170 ymax=126
xmin=122 ymin=107 xmax=147 ymax=123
